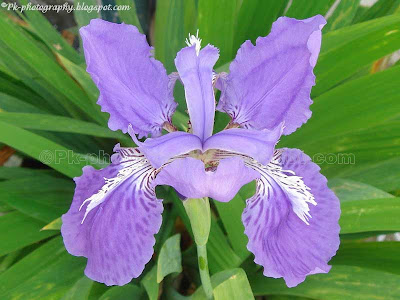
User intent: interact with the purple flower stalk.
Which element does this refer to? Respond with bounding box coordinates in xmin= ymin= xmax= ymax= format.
xmin=61 ymin=15 xmax=340 ymax=288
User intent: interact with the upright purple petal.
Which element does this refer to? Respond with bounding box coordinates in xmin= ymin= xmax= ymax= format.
xmin=217 ymin=15 xmax=326 ymax=135
xmin=242 ymin=148 xmax=340 ymax=287
xmin=203 ymin=125 xmax=282 ymax=165
xmin=80 ymin=19 xmax=177 ymax=137
xmin=175 ymin=44 xmax=219 ymax=141
xmin=61 ymin=147 xmax=163 ymax=286
xmin=155 ymin=157 xmax=259 ymax=202
xmin=139 ymin=132 xmax=202 ymax=168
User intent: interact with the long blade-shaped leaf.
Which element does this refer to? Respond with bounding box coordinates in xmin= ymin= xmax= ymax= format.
xmin=0 ymin=121 xmax=105 ymax=177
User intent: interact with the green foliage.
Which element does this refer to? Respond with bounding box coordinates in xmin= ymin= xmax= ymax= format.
xmin=250 ymin=265 xmax=400 ymax=299
xmin=157 ymin=234 xmax=183 ymax=283
xmin=192 ymin=268 xmax=254 ymax=300
xmin=0 ymin=0 xmax=399 ymax=299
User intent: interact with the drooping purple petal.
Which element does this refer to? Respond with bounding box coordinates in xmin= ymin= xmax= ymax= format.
xmin=61 ymin=147 xmax=163 ymax=286
xmin=139 ymin=132 xmax=202 ymax=168
xmin=217 ymin=15 xmax=326 ymax=135
xmin=242 ymin=148 xmax=340 ymax=287
xmin=175 ymin=44 xmax=219 ymax=141
xmin=155 ymin=157 xmax=259 ymax=202
xmin=203 ymin=124 xmax=282 ymax=165
xmin=80 ymin=19 xmax=177 ymax=137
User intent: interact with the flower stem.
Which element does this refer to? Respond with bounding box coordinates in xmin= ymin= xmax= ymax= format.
xmin=183 ymin=197 xmax=213 ymax=299
xmin=197 ymin=243 xmax=213 ymax=299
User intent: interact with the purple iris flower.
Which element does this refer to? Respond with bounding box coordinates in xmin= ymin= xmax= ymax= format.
xmin=61 ymin=15 xmax=340 ymax=288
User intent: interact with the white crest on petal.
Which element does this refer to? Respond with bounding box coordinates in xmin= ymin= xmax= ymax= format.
xmin=185 ymin=29 xmax=202 ymax=56
xmin=262 ymin=150 xmax=316 ymax=225
xmin=79 ymin=149 xmax=155 ymax=224
xmin=214 ymin=149 xmax=316 ymax=225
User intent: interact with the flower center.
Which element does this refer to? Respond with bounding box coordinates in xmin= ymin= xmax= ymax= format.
xmin=188 ymin=149 xmax=219 ymax=170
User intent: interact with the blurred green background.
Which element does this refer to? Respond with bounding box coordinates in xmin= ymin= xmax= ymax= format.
xmin=0 ymin=0 xmax=399 ymax=299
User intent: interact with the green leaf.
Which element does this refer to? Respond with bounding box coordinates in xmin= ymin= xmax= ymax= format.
xmin=250 ymin=265 xmax=400 ymax=299
xmin=340 ymin=198 xmax=400 ymax=234
xmin=98 ymin=285 xmax=144 ymax=300
xmin=284 ymin=66 xmax=400 ymax=149
xmin=0 ymin=15 xmax=99 ymax=122
xmin=42 ymin=217 xmax=63 ymax=231
xmin=353 ymin=0 xmax=400 ymax=24
xmin=192 ymin=268 xmax=254 ymax=300
xmin=61 ymin=277 xmax=93 ymax=300
xmin=142 ymin=266 xmax=158 ymax=300
xmin=0 ymin=250 xmax=22 ymax=274
xmin=340 ymin=231 xmax=397 ymax=241
xmin=154 ymin=0 xmax=194 ymax=115
xmin=56 ymin=55 xmax=99 ymax=104
xmin=324 ymin=0 xmax=360 ymax=31
xmin=334 ymin=156 xmax=400 ymax=192
xmin=212 ymin=269 xmax=254 ymax=300
xmin=329 ymin=178 xmax=394 ymax=202
xmin=0 ymin=121 xmax=105 ymax=178
xmin=17 ymin=0 xmax=82 ymax=64
xmin=208 ymin=218 xmax=243 ymax=274
xmin=115 ymin=0 xmax=143 ymax=32
xmin=332 ymin=242 xmax=400 ymax=275
xmin=233 ymin=0 xmax=289 ymax=51
xmin=0 ymin=173 xmax=73 ymax=192
xmin=287 ymin=120 xmax=400 ymax=179
xmin=0 ymin=92 xmax=44 ymax=114
xmin=172 ymin=110 xmax=190 ymax=131
xmin=197 ymin=0 xmax=239 ymax=66
xmin=0 ymin=178 xmax=73 ymax=222
xmin=0 ymin=201 xmax=12 ymax=213
xmin=0 ymin=238 xmax=86 ymax=300
xmin=0 ymin=237 xmax=65 ymax=295
xmin=0 ymin=41 xmax=70 ymax=115
xmin=0 ymin=190 xmax=73 ymax=223
xmin=314 ymin=14 xmax=400 ymax=96
xmin=0 ymin=212 xmax=56 ymax=256
xmin=157 ymin=234 xmax=182 ymax=283
xmin=267 ymin=296 xmax=312 ymax=300
xmin=0 ymin=167 xmax=56 ymax=180
xmin=73 ymin=0 xmax=101 ymax=29
xmin=213 ymin=182 xmax=255 ymax=260
xmin=0 ymin=112 xmax=128 ymax=142
xmin=285 ymin=0 xmax=335 ymax=19
xmin=0 ymin=71 xmax=50 ymax=112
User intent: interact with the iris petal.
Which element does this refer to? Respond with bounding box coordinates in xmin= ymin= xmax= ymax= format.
xmin=80 ymin=19 xmax=177 ymax=137
xmin=175 ymin=44 xmax=219 ymax=141
xmin=139 ymin=131 xmax=202 ymax=168
xmin=203 ymin=125 xmax=282 ymax=165
xmin=155 ymin=157 xmax=259 ymax=202
xmin=61 ymin=146 xmax=163 ymax=286
xmin=242 ymin=148 xmax=340 ymax=287
xmin=217 ymin=15 xmax=326 ymax=135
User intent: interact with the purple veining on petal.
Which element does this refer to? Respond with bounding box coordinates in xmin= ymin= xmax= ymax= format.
xmin=217 ymin=15 xmax=326 ymax=135
xmin=242 ymin=148 xmax=340 ymax=287
xmin=61 ymin=147 xmax=163 ymax=286
xmin=155 ymin=157 xmax=259 ymax=202
xmin=175 ymin=44 xmax=219 ymax=141
xmin=80 ymin=19 xmax=177 ymax=138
